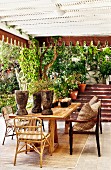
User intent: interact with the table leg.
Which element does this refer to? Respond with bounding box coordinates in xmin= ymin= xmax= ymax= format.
xmin=49 ymin=120 xmax=58 ymax=152
xmin=54 ymin=120 xmax=58 ymax=143
xmin=49 ymin=120 xmax=55 ymax=152
xmin=65 ymin=116 xmax=70 ymax=134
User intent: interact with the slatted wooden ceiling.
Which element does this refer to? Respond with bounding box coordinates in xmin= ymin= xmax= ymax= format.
xmin=0 ymin=0 xmax=111 ymax=38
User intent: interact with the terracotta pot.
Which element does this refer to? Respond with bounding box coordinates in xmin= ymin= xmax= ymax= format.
xmin=41 ymin=90 xmax=54 ymax=115
xmin=79 ymin=84 xmax=86 ymax=92
xmin=70 ymin=91 xmax=78 ymax=100
xmin=32 ymin=92 xmax=42 ymax=113
xmin=15 ymin=90 xmax=29 ymax=115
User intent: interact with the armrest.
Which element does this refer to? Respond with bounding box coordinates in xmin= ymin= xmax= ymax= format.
xmin=67 ymin=116 xmax=97 ymax=123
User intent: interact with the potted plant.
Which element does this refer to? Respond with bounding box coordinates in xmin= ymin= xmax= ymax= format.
xmin=69 ymin=85 xmax=79 ymax=100
xmin=78 ymin=74 xmax=88 ymax=92
xmin=28 ymin=79 xmax=54 ymax=115
xmin=53 ymin=76 xmax=69 ymax=100
xmin=66 ymin=74 xmax=80 ymax=100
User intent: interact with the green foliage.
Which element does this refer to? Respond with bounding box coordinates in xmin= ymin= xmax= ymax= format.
xmin=53 ymin=77 xmax=69 ymax=99
xmin=86 ymin=45 xmax=99 ymax=70
xmin=0 ymin=42 xmax=20 ymax=112
xmin=28 ymin=79 xmax=54 ymax=95
xmin=0 ymin=42 xmax=21 ymax=70
xmin=49 ymin=44 xmax=73 ymax=77
xmin=80 ymin=74 xmax=88 ymax=84
xmin=18 ymin=47 xmax=40 ymax=82
xmin=53 ymin=73 xmax=80 ymax=99
xmin=102 ymin=47 xmax=111 ymax=57
xmin=0 ymin=94 xmax=16 ymax=113
xmin=99 ymin=60 xmax=111 ymax=79
xmin=0 ymin=75 xmax=19 ymax=94
xmin=42 ymin=47 xmax=54 ymax=68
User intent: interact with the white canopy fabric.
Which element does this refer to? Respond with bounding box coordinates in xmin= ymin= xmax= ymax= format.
xmin=0 ymin=0 xmax=111 ymax=38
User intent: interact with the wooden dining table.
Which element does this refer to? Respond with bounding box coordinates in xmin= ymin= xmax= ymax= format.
xmin=9 ymin=102 xmax=81 ymax=152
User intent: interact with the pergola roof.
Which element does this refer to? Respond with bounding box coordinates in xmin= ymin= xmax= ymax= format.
xmin=0 ymin=0 xmax=111 ymax=39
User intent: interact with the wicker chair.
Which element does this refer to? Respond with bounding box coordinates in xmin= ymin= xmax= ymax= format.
xmin=67 ymin=101 xmax=102 ymax=157
xmin=14 ymin=116 xmax=52 ymax=168
xmin=2 ymin=106 xmax=15 ymax=145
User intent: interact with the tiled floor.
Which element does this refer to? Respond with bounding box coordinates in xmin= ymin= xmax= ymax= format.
xmin=0 ymin=116 xmax=111 ymax=170
xmin=74 ymin=122 xmax=111 ymax=170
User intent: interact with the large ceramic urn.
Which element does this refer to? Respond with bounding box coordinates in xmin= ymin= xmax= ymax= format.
xmin=15 ymin=90 xmax=29 ymax=115
xmin=32 ymin=92 xmax=42 ymax=113
xmin=41 ymin=90 xmax=54 ymax=115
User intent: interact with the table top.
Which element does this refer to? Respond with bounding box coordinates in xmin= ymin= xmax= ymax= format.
xmin=9 ymin=102 xmax=81 ymax=120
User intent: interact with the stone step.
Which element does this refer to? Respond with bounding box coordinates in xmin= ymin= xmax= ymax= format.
xmin=101 ymin=117 xmax=111 ymax=122
xmin=86 ymin=84 xmax=111 ymax=88
xmin=101 ymin=112 xmax=111 ymax=116
xmin=101 ymin=108 xmax=111 ymax=112
xmin=101 ymin=99 xmax=111 ymax=103
xmin=102 ymin=104 xmax=111 ymax=107
xmin=86 ymin=88 xmax=111 ymax=91
xmin=76 ymin=84 xmax=111 ymax=122
xmin=84 ymin=90 xmax=111 ymax=94
xmin=77 ymin=94 xmax=111 ymax=99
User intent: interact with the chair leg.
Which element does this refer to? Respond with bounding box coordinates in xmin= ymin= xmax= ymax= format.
xmin=100 ymin=121 xmax=102 ymax=134
xmin=99 ymin=106 xmax=102 ymax=134
xmin=69 ymin=122 xmax=73 ymax=155
xmin=40 ymin=143 xmax=43 ymax=168
xmin=96 ymin=125 xmax=101 ymax=157
xmin=14 ymin=140 xmax=19 ymax=166
xmin=2 ymin=128 xmax=7 ymax=145
xmin=2 ymin=135 xmax=6 ymax=145
xmin=37 ymin=120 xmax=45 ymax=132
xmin=42 ymin=120 xmax=45 ymax=132
xmin=12 ymin=128 xmax=15 ymax=140
xmin=25 ymin=142 xmax=27 ymax=154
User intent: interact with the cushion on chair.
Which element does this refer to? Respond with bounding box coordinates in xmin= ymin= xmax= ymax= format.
xmin=19 ymin=131 xmax=49 ymax=140
xmin=89 ymin=96 xmax=98 ymax=105
xmin=73 ymin=102 xmax=98 ymax=131
xmin=91 ymin=101 xmax=101 ymax=112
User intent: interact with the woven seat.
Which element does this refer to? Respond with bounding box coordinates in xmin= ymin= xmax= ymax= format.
xmin=19 ymin=131 xmax=49 ymax=140
xmin=14 ymin=116 xmax=52 ymax=168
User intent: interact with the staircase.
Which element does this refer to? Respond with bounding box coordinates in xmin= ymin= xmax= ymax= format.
xmin=75 ymin=84 xmax=111 ymax=122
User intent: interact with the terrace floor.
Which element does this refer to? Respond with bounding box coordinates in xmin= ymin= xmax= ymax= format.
xmin=0 ymin=116 xmax=111 ymax=170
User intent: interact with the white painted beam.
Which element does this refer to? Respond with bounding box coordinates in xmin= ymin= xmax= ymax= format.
xmin=0 ymin=23 xmax=29 ymax=40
